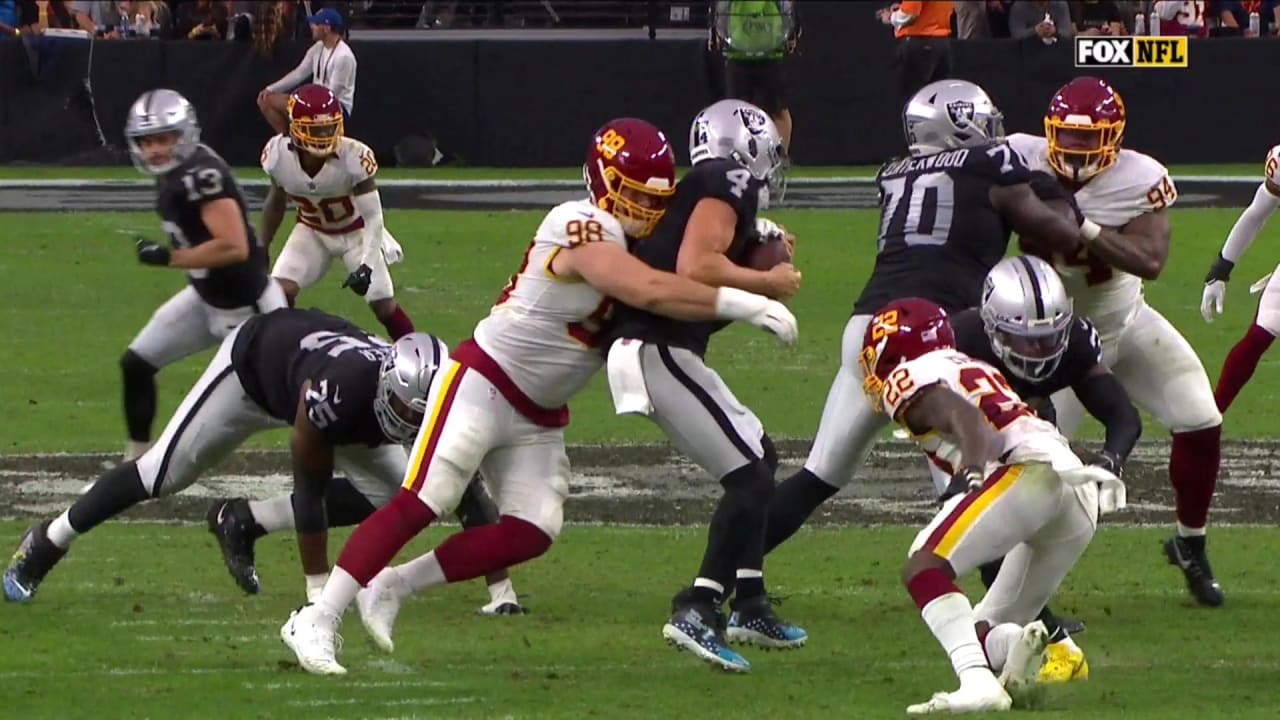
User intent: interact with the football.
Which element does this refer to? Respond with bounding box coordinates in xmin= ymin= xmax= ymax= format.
xmin=744 ymin=236 xmax=793 ymax=271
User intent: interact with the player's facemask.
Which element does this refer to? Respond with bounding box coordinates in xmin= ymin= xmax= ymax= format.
xmin=595 ymin=167 xmax=674 ymax=239
xmin=988 ymin=318 xmax=1071 ymax=383
xmin=1045 ymin=120 xmax=1122 ymax=182
xmin=374 ymin=387 xmax=427 ymax=445
xmin=291 ymin=113 xmax=343 ymax=157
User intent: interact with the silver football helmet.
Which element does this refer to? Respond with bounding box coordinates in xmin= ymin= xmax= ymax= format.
xmin=903 ymin=80 xmax=1005 ymax=158
xmin=124 ymin=89 xmax=201 ymax=175
xmin=689 ymin=98 xmax=787 ymax=206
xmin=374 ymin=333 xmax=449 ymax=445
xmin=980 ymin=255 xmax=1074 ymax=382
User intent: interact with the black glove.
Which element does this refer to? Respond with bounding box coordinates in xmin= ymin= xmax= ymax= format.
xmin=1205 ymin=254 xmax=1234 ymax=284
xmin=1092 ymin=449 xmax=1124 ymax=479
xmin=342 ymin=264 xmax=373 ymax=296
xmin=135 ymin=237 xmax=171 ymax=267
xmin=939 ymin=465 xmax=984 ymax=503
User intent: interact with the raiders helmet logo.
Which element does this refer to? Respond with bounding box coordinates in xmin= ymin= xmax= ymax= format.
xmin=735 ymin=106 xmax=769 ymax=135
xmin=946 ymin=100 xmax=975 ymax=129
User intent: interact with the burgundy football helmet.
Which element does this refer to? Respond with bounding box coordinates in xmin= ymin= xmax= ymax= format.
xmin=288 ymin=84 xmax=343 ymax=156
xmin=860 ymin=298 xmax=956 ymax=406
xmin=1044 ymin=76 xmax=1126 ymax=182
xmin=583 ymin=118 xmax=676 ymax=238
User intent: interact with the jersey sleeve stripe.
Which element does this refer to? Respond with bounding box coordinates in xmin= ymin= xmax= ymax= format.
xmin=923 ymin=464 xmax=1024 ymax=558
xmin=402 ymin=362 xmax=467 ymax=494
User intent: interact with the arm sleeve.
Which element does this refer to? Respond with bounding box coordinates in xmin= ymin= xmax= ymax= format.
xmin=352 ymin=190 xmax=385 ymax=268
xmin=1073 ymin=371 xmax=1142 ymax=462
xmin=1221 ymin=184 xmax=1280 ymax=263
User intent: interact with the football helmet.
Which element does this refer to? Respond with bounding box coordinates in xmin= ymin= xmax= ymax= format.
xmin=124 ymin=89 xmax=201 ymax=175
xmin=584 ymin=117 xmax=676 ymax=238
xmin=981 ymin=256 xmax=1074 ymax=382
xmin=689 ymin=99 xmax=787 ymax=206
xmin=859 ymin=297 xmax=956 ymax=408
xmin=289 ymin=84 xmax=344 ymax=156
xmin=1045 ymin=76 xmax=1126 ymax=182
xmin=374 ymin=333 xmax=448 ymax=445
xmin=902 ymin=80 xmax=1004 ymax=157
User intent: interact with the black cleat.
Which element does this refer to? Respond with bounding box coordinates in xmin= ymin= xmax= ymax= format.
xmin=4 ymin=521 xmax=67 ymax=603
xmin=1164 ymin=535 xmax=1224 ymax=607
xmin=207 ymin=498 xmax=262 ymax=595
xmin=1058 ymin=616 xmax=1087 ymax=637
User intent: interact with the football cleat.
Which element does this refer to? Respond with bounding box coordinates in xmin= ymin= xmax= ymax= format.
xmin=907 ymin=669 xmax=1012 ymax=715
xmin=1038 ymin=640 xmax=1089 ymax=683
xmin=1164 ymin=535 xmax=1224 ymax=607
xmin=206 ymin=498 xmax=261 ymax=595
xmin=478 ymin=600 xmax=529 ymax=616
xmin=998 ymin=621 xmax=1050 ymax=694
xmin=662 ymin=592 xmax=750 ymax=673
xmin=281 ymin=604 xmax=346 ymax=675
xmin=356 ymin=570 xmax=406 ymax=654
xmin=726 ymin=595 xmax=808 ymax=649
xmin=3 ymin=521 xmax=67 ymax=603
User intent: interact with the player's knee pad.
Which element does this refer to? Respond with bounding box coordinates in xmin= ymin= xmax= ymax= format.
xmin=414 ymin=456 xmax=477 ymax=520
xmin=505 ymin=498 xmax=564 ymax=542
xmin=455 ymin=475 xmax=500 ymax=528
xmin=120 ymin=349 xmax=158 ymax=381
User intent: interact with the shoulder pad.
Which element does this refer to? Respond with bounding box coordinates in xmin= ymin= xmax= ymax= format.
xmin=341 ymin=137 xmax=378 ymax=183
xmin=261 ymin=135 xmax=286 ymax=175
xmin=536 ymin=201 xmax=627 ymax=249
xmin=881 ymin=350 xmax=960 ymax=419
xmin=1116 ymin=151 xmax=1176 ymax=212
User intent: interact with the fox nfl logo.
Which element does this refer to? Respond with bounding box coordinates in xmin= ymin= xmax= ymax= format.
xmin=1074 ymin=37 xmax=1188 ymax=68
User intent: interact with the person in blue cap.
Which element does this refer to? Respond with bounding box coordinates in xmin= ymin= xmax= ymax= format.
xmin=258 ymin=7 xmax=356 ymax=135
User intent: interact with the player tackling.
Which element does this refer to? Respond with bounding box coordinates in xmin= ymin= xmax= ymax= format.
xmin=261 ymin=84 xmax=415 ymax=340
xmin=1008 ymin=76 xmax=1225 ymax=607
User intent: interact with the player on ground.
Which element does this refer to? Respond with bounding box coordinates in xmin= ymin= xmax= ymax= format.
xmin=279 ymin=118 xmax=799 ymax=676
xmin=118 ymin=89 xmax=287 ymax=462
xmin=862 ymin=298 xmax=1124 ymax=715
xmin=938 ymin=255 xmax=1142 ymax=683
xmin=603 ymin=99 xmax=805 ymax=673
xmin=1200 ymin=145 xmax=1280 ymax=413
xmin=4 ymin=309 xmax=515 ymax=614
xmin=261 ymin=84 xmax=415 ymax=341
xmin=758 ymin=80 xmax=1103 ymax=579
xmin=1007 ymin=76 xmax=1225 ymax=607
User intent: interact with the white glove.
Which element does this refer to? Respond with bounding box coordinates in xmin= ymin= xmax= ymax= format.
xmin=714 ymin=287 xmax=799 ymax=346
xmin=1201 ymin=280 xmax=1225 ymax=323
xmin=755 ymin=217 xmax=785 ymax=241
xmin=381 ymin=234 xmax=404 ymax=266
xmin=1098 ymin=474 xmax=1128 ymax=516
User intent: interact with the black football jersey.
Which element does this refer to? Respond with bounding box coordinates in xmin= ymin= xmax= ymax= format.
xmin=156 ymin=145 xmax=269 ymax=309
xmin=950 ymin=307 xmax=1103 ymax=403
xmin=231 ymin=308 xmax=391 ymax=447
xmin=853 ymin=142 xmax=1033 ymax=316
xmin=603 ymin=158 xmax=765 ymax=357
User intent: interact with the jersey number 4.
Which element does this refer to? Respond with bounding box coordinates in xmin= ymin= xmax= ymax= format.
xmin=879 ymin=172 xmax=954 ymax=249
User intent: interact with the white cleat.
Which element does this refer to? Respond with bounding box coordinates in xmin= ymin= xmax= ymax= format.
xmin=281 ymin=604 xmax=347 ymax=675
xmin=999 ymin=621 xmax=1051 ymax=694
xmin=357 ymin=569 xmax=405 ymax=654
xmin=907 ymin=669 xmax=1012 ymax=715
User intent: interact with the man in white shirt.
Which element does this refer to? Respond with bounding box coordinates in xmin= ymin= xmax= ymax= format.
xmin=257 ymin=8 xmax=356 ymax=135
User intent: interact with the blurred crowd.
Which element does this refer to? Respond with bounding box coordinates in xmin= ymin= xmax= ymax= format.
xmin=947 ymin=1 xmax=1280 ymax=40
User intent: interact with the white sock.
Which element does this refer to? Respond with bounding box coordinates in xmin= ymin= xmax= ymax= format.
xmin=921 ymin=592 xmax=989 ymax=678
xmin=1177 ymin=522 xmax=1206 ymax=538
xmin=305 ymin=573 xmax=329 ymax=603
xmin=394 ymin=550 xmax=448 ymax=594
xmin=47 ymin=511 xmax=78 ymax=550
xmin=693 ymin=577 xmax=725 ymax=596
xmin=487 ymin=576 xmax=516 ymax=605
xmin=1055 ymin=634 xmax=1082 ymax=653
xmin=982 ymin=623 xmax=1024 ymax=674
xmin=249 ymin=496 xmax=296 ymax=534
xmin=315 ymin=566 xmax=362 ymax=617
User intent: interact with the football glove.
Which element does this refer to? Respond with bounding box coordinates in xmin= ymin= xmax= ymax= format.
xmin=939 ymin=465 xmax=984 ymax=503
xmin=135 ymin=237 xmax=171 ymax=267
xmin=1201 ymin=254 xmax=1233 ymax=322
xmin=342 ymin=264 xmax=373 ymax=296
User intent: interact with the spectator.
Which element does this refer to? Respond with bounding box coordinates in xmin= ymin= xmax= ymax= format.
xmin=1009 ymin=0 xmax=1074 ymax=40
xmin=257 ymin=8 xmax=355 ymax=134
xmin=955 ymin=0 xmax=991 ymax=37
xmin=1072 ymin=0 xmax=1125 ymax=34
xmin=18 ymin=0 xmax=76 ymax=33
xmin=174 ymin=0 xmax=227 ymax=40
xmin=1 ymin=0 xmax=19 ymax=34
xmin=986 ymin=0 xmax=1012 ymax=37
xmin=1220 ymin=0 xmax=1279 ymax=33
xmin=1154 ymin=1 xmax=1209 ymax=35
xmin=878 ymin=1 xmax=953 ymax=122
xmin=711 ymin=1 xmax=799 ymax=153
xmin=244 ymin=0 xmax=290 ymax=56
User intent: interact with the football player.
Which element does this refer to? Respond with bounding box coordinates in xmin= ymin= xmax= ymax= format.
xmin=1007 ymin=77 xmax=1225 ymax=607
xmin=1199 ymin=146 xmax=1280 ymax=413
xmin=119 ymin=89 xmax=287 ymax=462
xmin=939 ymin=254 xmax=1142 ymax=683
xmin=3 ymin=309 xmax=515 ymax=613
xmin=601 ymin=99 xmax=804 ymax=674
xmin=760 ymin=81 xmax=1103 ymax=587
xmin=280 ymin=118 xmax=798 ymax=675
xmin=861 ymin=298 xmax=1123 ymax=715
xmin=261 ymin=84 xmax=415 ymax=341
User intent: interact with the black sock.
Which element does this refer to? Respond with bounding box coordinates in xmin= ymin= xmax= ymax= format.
xmin=979 ymin=558 xmax=1004 ymax=589
xmin=689 ymin=584 xmax=723 ymax=605
xmin=735 ymin=575 xmax=765 ymax=601
xmin=120 ymin=351 xmax=158 ymax=443
xmin=763 ymin=468 xmax=839 ymax=555
xmin=320 ymin=478 xmax=379 ymax=527
xmin=66 ymin=462 xmax=151 ymax=534
xmin=698 ymin=462 xmax=774 ymax=590
xmin=1179 ymin=534 xmax=1207 ymax=552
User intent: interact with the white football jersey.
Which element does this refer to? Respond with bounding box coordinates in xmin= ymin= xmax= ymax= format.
xmin=1007 ymin=133 xmax=1176 ymax=328
xmin=472 ymin=200 xmax=625 ymax=409
xmin=879 ymin=348 xmax=1079 ymax=474
xmin=261 ymin=135 xmax=378 ymax=235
